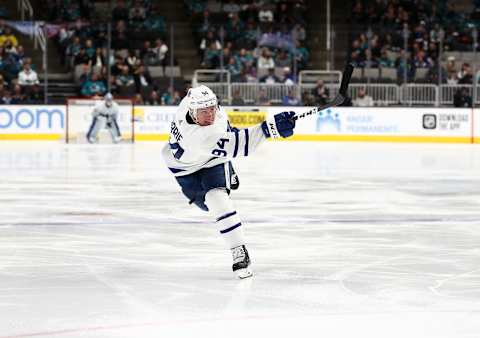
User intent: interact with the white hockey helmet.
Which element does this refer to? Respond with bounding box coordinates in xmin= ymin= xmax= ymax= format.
xmin=104 ymin=93 xmax=113 ymax=106
xmin=187 ymin=85 xmax=218 ymax=122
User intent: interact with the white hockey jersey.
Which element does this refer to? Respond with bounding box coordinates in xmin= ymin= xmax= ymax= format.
xmin=92 ymin=101 xmax=119 ymax=119
xmin=162 ymin=96 xmax=267 ymax=176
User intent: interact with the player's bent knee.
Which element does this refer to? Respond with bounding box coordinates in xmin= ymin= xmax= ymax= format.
xmin=205 ymin=188 xmax=234 ymax=216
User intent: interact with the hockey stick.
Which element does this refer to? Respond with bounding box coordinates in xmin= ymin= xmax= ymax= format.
xmin=292 ymin=63 xmax=354 ymax=121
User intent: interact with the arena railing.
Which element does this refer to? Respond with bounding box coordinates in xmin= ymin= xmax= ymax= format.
xmin=232 ymin=83 xmax=299 ymax=105
xmin=192 ymin=69 xmax=231 ymax=104
xmin=400 ymin=84 xmax=439 ymax=106
xmin=194 ymin=76 xmax=478 ymax=107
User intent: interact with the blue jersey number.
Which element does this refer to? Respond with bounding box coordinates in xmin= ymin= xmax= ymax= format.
xmin=170 ymin=142 xmax=185 ymax=159
xmin=212 ymin=138 xmax=229 ymax=157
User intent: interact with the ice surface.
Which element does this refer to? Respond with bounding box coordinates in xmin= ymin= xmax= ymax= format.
xmin=1 ymin=141 xmax=480 ymax=338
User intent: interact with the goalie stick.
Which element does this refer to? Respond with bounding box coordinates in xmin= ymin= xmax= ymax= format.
xmin=292 ymin=63 xmax=354 ymax=121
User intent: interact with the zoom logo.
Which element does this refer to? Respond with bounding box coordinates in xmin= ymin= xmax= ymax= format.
xmin=0 ymin=108 xmax=64 ymax=129
xmin=422 ymin=114 xmax=437 ymax=129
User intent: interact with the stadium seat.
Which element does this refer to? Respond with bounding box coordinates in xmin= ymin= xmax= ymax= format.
xmin=165 ymin=66 xmax=182 ymax=77
xmin=149 ymin=67 xmax=164 ymax=77
xmin=380 ymin=68 xmax=397 ymax=81
xmin=364 ymin=68 xmax=380 ymax=80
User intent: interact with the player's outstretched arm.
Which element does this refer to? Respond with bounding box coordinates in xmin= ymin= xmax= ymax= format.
xmin=203 ymin=111 xmax=296 ymax=159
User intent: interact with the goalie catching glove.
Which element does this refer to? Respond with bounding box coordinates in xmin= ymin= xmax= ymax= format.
xmin=261 ymin=111 xmax=296 ymax=139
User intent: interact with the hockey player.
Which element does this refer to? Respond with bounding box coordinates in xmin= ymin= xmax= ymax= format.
xmin=162 ymin=85 xmax=296 ymax=279
xmin=86 ymin=93 xmax=122 ymax=143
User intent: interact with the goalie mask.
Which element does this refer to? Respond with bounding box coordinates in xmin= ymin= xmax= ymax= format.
xmin=104 ymin=93 xmax=113 ymax=107
xmin=187 ymin=85 xmax=219 ymax=126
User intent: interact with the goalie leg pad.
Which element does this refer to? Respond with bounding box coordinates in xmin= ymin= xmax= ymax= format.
xmin=86 ymin=116 xmax=106 ymax=143
xmin=108 ymin=118 xmax=122 ymax=143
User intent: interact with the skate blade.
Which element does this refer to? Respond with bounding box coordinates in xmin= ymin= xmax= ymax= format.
xmin=235 ymin=267 xmax=253 ymax=279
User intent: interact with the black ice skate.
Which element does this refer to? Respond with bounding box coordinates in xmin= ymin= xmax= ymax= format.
xmin=231 ymin=245 xmax=253 ymax=279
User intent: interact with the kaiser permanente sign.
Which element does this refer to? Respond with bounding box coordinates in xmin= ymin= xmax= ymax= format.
xmin=0 ymin=105 xmax=478 ymax=143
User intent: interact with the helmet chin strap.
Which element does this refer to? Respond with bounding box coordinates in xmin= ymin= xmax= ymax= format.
xmin=188 ymin=108 xmax=199 ymax=124
xmin=189 ymin=104 xmax=219 ymax=125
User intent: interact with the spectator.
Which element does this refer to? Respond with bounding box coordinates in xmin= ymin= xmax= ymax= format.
xmin=281 ymin=67 xmax=295 ymax=85
xmin=78 ymin=64 xmax=92 ymax=87
xmin=282 ymin=89 xmax=300 ymax=106
xmin=378 ymin=47 xmax=395 ymax=68
xmin=172 ymin=90 xmax=182 ymax=105
xmin=18 ymin=63 xmax=40 ymax=86
xmin=74 ymin=47 xmax=90 ymax=66
xmin=92 ymin=48 xmax=106 ymax=68
xmin=395 ymin=50 xmax=415 ymax=83
xmin=129 ymin=0 xmax=147 ymax=24
xmin=259 ymin=68 xmax=280 ymax=84
xmin=125 ymin=50 xmax=140 ymax=70
xmin=63 ymin=2 xmax=81 ymax=21
xmin=195 ymin=10 xmax=212 ymax=36
xmin=66 ymin=36 xmax=82 ymax=67
xmin=223 ymin=0 xmax=241 ymax=14
xmin=312 ymin=80 xmax=329 ymax=105
xmin=453 ymin=87 xmax=472 ymax=107
xmin=244 ymin=21 xmax=258 ymax=49
xmin=132 ymin=93 xmax=144 ymax=105
xmin=235 ymin=48 xmax=253 ymax=69
xmin=257 ymin=48 xmax=275 ymax=69
xmin=133 ymin=65 xmax=152 ymax=93
xmin=81 ymin=72 xmax=106 ymax=96
xmin=231 ymin=88 xmax=245 ymax=105
xmin=0 ymin=27 xmax=18 ymax=47
xmin=353 ymin=87 xmax=374 ymax=107
xmin=275 ymin=50 xmax=292 ymax=68
xmin=0 ymin=74 xmax=6 ymax=91
xmin=112 ymin=0 xmax=129 ymax=22
xmin=225 ymin=13 xmax=244 ymax=43
xmin=83 ymin=39 xmax=94 ymax=58
xmin=226 ymin=56 xmax=241 ymax=81
xmin=446 ymin=56 xmax=456 ymax=74
xmin=292 ymin=24 xmax=306 ymax=43
xmin=13 ymin=45 xmax=25 ymax=66
xmin=302 ymin=91 xmax=315 ymax=106
xmin=161 ymin=86 xmax=175 ymax=105
xmin=115 ymin=67 xmax=134 ymax=87
xmin=426 ymin=61 xmax=447 ymax=84
xmin=256 ymin=87 xmax=270 ymax=106
xmin=3 ymin=40 xmax=17 ymax=55
xmin=152 ymin=38 xmax=169 ymax=66
xmin=1 ymin=90 xmax=13 ymax=104
xmin=145 ymin=90 xmax=161 ymax=105
xmin=11 ymin=84 xmax=25 ymax=103
xmin=294 ymin=40 xmax=309 ymax=70
xmin=140 ymin=40 xmax=153 ymax=64
xmin=258 ymin=4 xmax=274 ymax=22
xmin=26 ymin=84 xmax=43 ymax=103
xmin=457 ymin=63 xmax=473 ymax=84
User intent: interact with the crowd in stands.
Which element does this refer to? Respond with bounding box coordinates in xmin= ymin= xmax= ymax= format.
xmin=186 ymin=0 xmax=309 ymax=85
xmin=348 ymin=0 xmax=480 ymax=85
xmin=0 ymin=21 xmax=44 ymax=104
xmin=41 ymin=0 xmax=181 ymax=104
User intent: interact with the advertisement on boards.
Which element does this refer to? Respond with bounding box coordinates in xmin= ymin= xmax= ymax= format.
xmin=0 ymin=105 xmax=65 ymax=139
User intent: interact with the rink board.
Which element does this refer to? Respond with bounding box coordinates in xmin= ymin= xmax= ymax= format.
xmin=0 ymin=105 xmax=478 ymax=143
